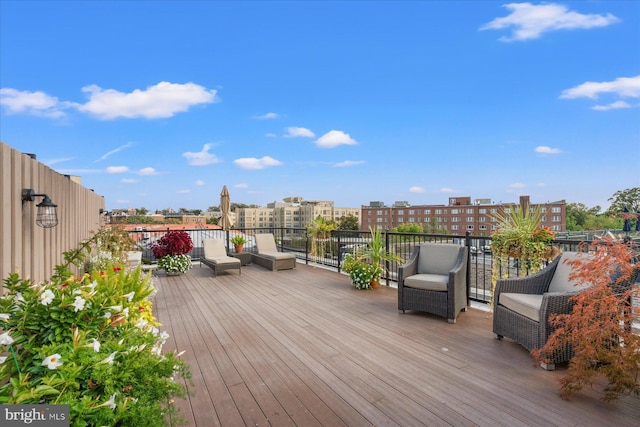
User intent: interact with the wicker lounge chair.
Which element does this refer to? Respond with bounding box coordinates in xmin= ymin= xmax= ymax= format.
xmin=252 ymin=233 xmax=296 ymax=271
xmin=397 ymin=243 xmax=468 ymax=323
xmin=200 ymin=239 xmax=241 ymax=277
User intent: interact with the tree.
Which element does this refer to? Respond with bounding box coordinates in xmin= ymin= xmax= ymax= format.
xmin=566 ymin=203 xmax=602 ymax=231
xmin=337 ymin=215 xmax=359 ymax=230
xmin=392 ymin=223 xmax=423 ymax=234
xmin=135 ymin=207 xmax=149 ymax=216
xmin=606 ymin=187 xmax=640 ymax=215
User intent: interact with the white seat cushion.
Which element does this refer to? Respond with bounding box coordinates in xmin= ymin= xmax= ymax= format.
xmin=404 ymin=273 xmax=449 ymax=291
xmin=208 ymin=256 xmax=240 ymax=266
xmin=499 ymin=293 xmax=543 ymax=321
xmin=548 ymin=252 xmax=592 ymax=293
xmin=258 ymin=251 xmax=295 ymax=260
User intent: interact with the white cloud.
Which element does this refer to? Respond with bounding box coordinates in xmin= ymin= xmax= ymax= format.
xmin=592 ymin=101 xmax=632 ymax=111
xmin=509 ymin=182 xmax=526 ymax=189
xmin=440 ymin=188 xmax=455 ymax=193
xmin=120 ymin=178 xmax=138 ymax=184
xmin=265 ymin=133 xmax=277 ymax=138
xmin=315 ymin=130 xmax=357 ymax=148
xmin=334 ymin=160 xmax=365 ymax=167
xmin=177 ymin=189 xmax=191 ymax=194
xmin=182 ymin=144 xmax=221 ymax=166
xmin=536 ymin=182 xmax=546 ymax=187
xmin=96 ymin=142 xmax=134 ymax=162
xmin=233 ymin=156 xmax=283 ymax=170
xmin=78 ymin=81 xmax=218 ymax=119
xmin=138 ymin=167 xmax=159 ymax=176
xmin=409 ymin=186 xmax=425 ymax=193
xmin=116 ymin=199 xmax=131 ymax=205
xmin=106 ymin=166 xmax=129 ymax=174
xmin=535 ymin=146 xmax=561 ymax=155
xmin=45 ymin=157 xmax=74 ymax=166
xmin=561 ymin=76 xmax=640 ymax=99
xmin=195 ymin=179 xmax=205 ymax=186
xmin=254 ymin=112 xmax=279 ymax=119
xmin=284 ymin=127 xmax=315 ymax=138
xmin=480 ymin=3 xmax=619 ymax=42
xmin=0 ymin=88 xmax=66 ymax=118
xmin=234 ymin=183 xmax=248 ymax=189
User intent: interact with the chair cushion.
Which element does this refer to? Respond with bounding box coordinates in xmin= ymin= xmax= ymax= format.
xmin=255 ymin=234 xmax=278 ymax=253
xmin=207 ymin=256 xmax=240 ymax=266
xmin=499 ymin=293 xmax=543 ymax=321
xmin=404 ymin=273 xmax=449 ymax=291
xmin=204 ymin=239 xmax=228 ymax=259
xmin=257 ymin=251 xmax=295 ymax=260
xmin=548 ymin=252 xmax=592 ymax=293
xmin=417 ymin=243 xmax=461 ymax=275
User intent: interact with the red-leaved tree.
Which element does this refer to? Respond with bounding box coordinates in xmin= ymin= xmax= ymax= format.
xmin=532 ymin=237 xmax=640 ymax=401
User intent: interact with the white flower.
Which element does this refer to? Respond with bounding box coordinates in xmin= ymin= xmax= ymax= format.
xmin=103 ymin=392 xmax=117 ymax=410
xmin=109 ymin=305 xmax=122 ymax=312
xmin=159 ymin=331 xmax=170 ymax=343
xmin=73 ymin=289 xmax=82 ymax=295
xmin=0 ymin=313 xmax=10 ymax=321
xmin=42 ymin=353 xmax=63 ymax=370
xmin=135 ymin=318 xmax=148 ymax=330
xmin=40 ymin=289 xmax=55 ymax=306
xmin=86 ymin=280 xmax=98 ymax=291
xmin=72 ymin=296 xmax=86 ymax=312
xmin=0 ymin=332 xmax=14 ymax=346
xmin=0 ymin=356 xmax=7 ymax=364
xmin=123 ymin=291 xmax=135 ymax=302
xmin=122 ymin=307 xmax=129 ymax=318
xmin=100 ymin=351 xmax=117 ymax=365
xmin=90 ymin=338 xmax=101 ymax=352
xmin=103 ymin=311 xmax=112 ymax=319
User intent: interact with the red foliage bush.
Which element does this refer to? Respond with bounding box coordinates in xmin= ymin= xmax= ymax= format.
xmin=151 ymin=230 xmax=193 ymax=258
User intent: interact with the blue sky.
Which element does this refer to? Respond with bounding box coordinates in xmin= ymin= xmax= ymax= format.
xmin=1 ymin=1 xmax=639 ymax=212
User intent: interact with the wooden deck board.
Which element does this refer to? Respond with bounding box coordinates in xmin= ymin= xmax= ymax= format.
xmin=152 ymin=262 xmax=640 ymax=427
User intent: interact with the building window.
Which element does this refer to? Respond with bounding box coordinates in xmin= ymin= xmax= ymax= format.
xmin=479 ymin=208 xmax=486 ymax=214
xmin=435 ymin=209 xmax=442 ymax=214
xmin=451 ymin=217 xmax=459 ymax=222
xmin=466 ymin=208 xmax=474 ymax=214
xmin=479 ymin=225 xmax=487 ymax=230
xmin=397 ymin=209 xmax=404 ymax=215
xmin=377 ymin=218 xmax=383 ymax=222
xmin=425 ymin=209 xmax=431 ymax=214
xmin=552 ymin=225 xmax=561 ymax=231
xmin=466 ymin=217 xmax=474 ymax=222
xmin=398 ymin=218 xmax=404 ymax=223
xmin=451 ymin=209 xmax=459 ymax=214
xmin=552 ymin=207 xmax=561 ymax=213
xmin=377 ymin=210 xmax=383 ymax=215
xmin=479 ymin=216 xmax=486 ymax=222
xmin=552 ymin=216 xmax=561 ymax=222
xmin=466 ymin=225 xmax=474 ymax=230
xmin=451 ymin=225 xmax=459 ymax=231
xmin=409 ymin=217 xmax=415 ymax=223
xmin=409 ymin=209 xmax=415 ymax=215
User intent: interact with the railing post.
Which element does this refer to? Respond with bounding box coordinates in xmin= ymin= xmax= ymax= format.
xmin=465 ymin=231 xmax=471 ymax=306
xmin=336 ymin=231 xmax=342 ymax=272
xmin=385 ymin=230 xmax=390 ymax=286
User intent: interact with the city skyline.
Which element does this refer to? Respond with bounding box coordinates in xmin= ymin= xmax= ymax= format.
xmin=1 ymin=1 xmax=638 ymax=212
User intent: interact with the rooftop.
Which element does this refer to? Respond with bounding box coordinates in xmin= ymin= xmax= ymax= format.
xmin=152 ymin=261 xmax=640 ymax=426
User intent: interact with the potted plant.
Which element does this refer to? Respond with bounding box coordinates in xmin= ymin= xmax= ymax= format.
xmin=342 ymin=254 xmax=384 ymax=290
xmin=490 ymin=204 xmax=559 ymax=300
xmin=151 ymin=230 xmax=193 ymax=275
xmin=230 ymin=234 xmax=246 ymax=253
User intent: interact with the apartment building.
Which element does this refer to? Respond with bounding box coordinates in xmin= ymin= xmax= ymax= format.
xmin=235 ymin=197 xmax=360 ymax=229
xmin=361 ymin=195 xmax=566 ymax=235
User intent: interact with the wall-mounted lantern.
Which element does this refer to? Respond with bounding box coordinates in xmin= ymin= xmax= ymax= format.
xmin=22 ymin=188 xmax=58 ymax=228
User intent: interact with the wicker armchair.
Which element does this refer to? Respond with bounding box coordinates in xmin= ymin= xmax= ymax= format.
xmin=493 ymin=252 xmax=607 ymax=370
xmin=397 ymin=243 xmax=468 ymax=323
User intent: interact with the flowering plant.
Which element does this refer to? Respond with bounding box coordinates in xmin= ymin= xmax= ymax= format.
xmin=151 ymin=230 xmax=193 ymax=258
xmin=152 ymin=231 xmax=193 ymax=273
xmin=157 ymin=254 xmax=192 ymax=274
xmin=0 ymin=228 xmax=190 ymax=426
xmin=342 ymin=254 xmax=383 ymax=290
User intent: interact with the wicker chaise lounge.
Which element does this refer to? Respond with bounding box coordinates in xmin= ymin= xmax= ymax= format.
xmin=200 ymin=239 xmax=241 ymax=277
xmin=252 ymin=233 xmax=297 ymax=271
xmin=397 ymin=243 xmax=468 ymax=323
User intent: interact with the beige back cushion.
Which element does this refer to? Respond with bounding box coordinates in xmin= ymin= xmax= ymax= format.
xmin=548 ymin=252 xmax=593 ymax=293
xmin=417 ymin=243 xmax=462 ymax=275
xmin=255 ymin=234 xmax=278 ymax=253
xmin=204 ymin=239 xmax=227 ymax=259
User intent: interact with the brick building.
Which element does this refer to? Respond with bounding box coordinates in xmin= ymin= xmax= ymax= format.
xmin=361 ymin=195 xmax=566 ymax=235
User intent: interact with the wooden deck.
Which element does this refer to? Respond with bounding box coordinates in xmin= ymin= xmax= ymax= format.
xmin=153 ymin=261 xmax=640 ymax=427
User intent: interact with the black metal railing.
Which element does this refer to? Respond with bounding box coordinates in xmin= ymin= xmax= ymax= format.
xmin=127 ymin=227 xmax=598 ymax=304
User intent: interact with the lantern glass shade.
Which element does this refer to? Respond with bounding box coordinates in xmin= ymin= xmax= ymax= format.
xmin=35 ymin=196 xmax=58 ymax=228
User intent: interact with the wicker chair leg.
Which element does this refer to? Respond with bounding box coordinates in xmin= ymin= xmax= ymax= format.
xmin=448 ymin=318 xmax=456 ymax=324
xmin=495 ymin=334 xmax=503 ymax=340
xmin=540 ymin=362 xmax=555 ymax=371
